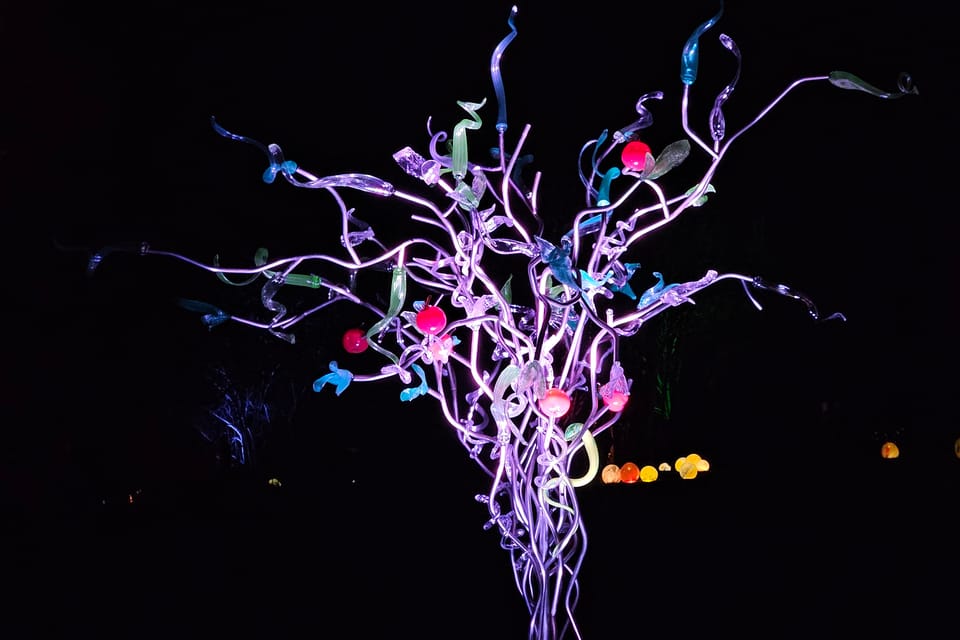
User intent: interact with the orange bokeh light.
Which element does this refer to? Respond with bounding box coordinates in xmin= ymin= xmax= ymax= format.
xmin=601 ymin=464 xmax=621 ymax=484
xmin=619 ymin=462 xmax=641 ymax=483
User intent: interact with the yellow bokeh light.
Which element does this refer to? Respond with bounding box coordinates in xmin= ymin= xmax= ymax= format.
xmin=695 ymin=458 xmax=710 ymax=471
xmin=658 ymin=462 xmax=672 ymax=472
xmin=678 ymin=460 xmax=698 ymax=479
xmin=639 ymin=465 xmax=658 ymax=482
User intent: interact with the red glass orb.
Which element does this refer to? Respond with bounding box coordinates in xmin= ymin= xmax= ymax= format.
xmin=603 ymin=390 xmax=629 ymax=412
xmin=619 ymin=462 xmax=641 ymax=484
xmin=621 ymin=140 xmax=652 ymax=171
xmin=342 ymin=328 xmax=368 ymax=354
xmin=416 ymin=305 xmax=447 ymax=335
xmin=539 ymin=388 xmax=571 ymax=418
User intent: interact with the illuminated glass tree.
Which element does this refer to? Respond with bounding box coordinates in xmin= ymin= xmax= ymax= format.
xmin=86 ymin=3 xmax=916 ymax=638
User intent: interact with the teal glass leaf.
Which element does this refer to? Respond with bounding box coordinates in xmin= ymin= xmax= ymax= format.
xmin=564 ymin=422 xmax=584 ymax=441
xmin=596 ymin=167 xmax=621 ymax=207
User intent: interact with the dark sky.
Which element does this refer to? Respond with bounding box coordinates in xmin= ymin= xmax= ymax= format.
xmin=5 ymin=1 xmax=957 ymax=637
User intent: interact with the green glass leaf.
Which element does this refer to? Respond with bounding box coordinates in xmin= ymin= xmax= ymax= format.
xmin=646 ymin=140 xmax=691 ymax=180
xmin=451 ymin=99 xmax=487 ymax=181
xmin=828 ymin=71 xmax=919 ymax=99
xmin=283 ymin=273 xmax=321 ymax=288
xmin=214 ymin=254 xmax=260 ymax=286
xmin=684 ymin=182 xmax=717 ymax=207
xmin=363 ymin=265 xmax=407 ymax=365
xmin=247 ymin=247 xmax=321 ymax=288
xmin=500 ymin=275 xmax=513 ymax=305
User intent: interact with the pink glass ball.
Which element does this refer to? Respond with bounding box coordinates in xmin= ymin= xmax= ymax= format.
xmin=342 ymin=328 xmax=368 ymax=354
xmin=603 ymin=391 xmax=629 ymax=413
xmin=621 ymin=140 xmax=652 ymax=171
xmin=539 ymin=388 xmax=571 ymax=418
xmin=416 ymin=305 xmax=447 ymax=335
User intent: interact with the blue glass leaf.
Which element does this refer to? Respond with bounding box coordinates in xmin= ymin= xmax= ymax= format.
xmin=535 ymin=236 xmax=579 ymax=290
xmin=201 ymin=311 xmax=230 ymax=328
xmin=680 ymin=1 xmax=724 ymax=85
xmin=211 ymin=118 xmax=297 ymax=184
xmin=400 ymin=364 xmax=429 ymax=402
xmin=262 ymin=160 xmax=298 ymax=184
xmin=177 ymin=298 xmax=231 ymax=329
xmin=578 ymin=270 xmax=610 ymax=291
xmin=637 ymin=272 xmax=681 ymax=308
xmin=609 ymin=262 xmax=641 ymax=299
xmin=177 ymin=297 xmax=221 ymax=314
xmin=313 ymin=361 xmax=354 ymax=396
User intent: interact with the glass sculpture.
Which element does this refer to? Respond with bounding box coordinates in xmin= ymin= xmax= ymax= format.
xmin=85 ymin=3 xmax=916 ymax=637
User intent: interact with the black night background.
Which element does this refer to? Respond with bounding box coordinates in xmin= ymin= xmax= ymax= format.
xmin=4 ymin=1 xmax=957 ymax=637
